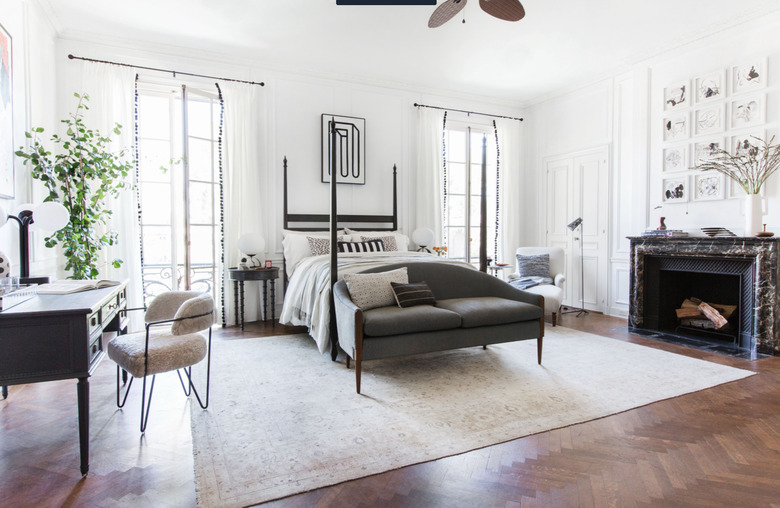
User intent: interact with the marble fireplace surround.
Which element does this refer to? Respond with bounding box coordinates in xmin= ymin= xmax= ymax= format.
xmin=629 ymin=236 xmax=780 ymax=356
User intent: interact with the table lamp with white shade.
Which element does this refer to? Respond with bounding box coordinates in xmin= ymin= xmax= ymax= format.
xmin=0 ymin=201 xmax=70 ymax=284
xmin=238 ymin=233 xmax=265 ymax=268
xmin=412 ymin=227 xmax=435 ymax=253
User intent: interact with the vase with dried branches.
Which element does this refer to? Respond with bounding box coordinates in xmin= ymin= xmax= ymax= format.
xmin=696 ymin=136 xmax=780 ymax=236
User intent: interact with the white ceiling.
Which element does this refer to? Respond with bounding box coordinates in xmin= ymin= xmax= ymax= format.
xmin=39 ymin=0 xmax=780 ymax=105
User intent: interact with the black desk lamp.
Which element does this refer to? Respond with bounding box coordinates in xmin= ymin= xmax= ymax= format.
xmin=563 ymin=217 xmax=588 ymax=317
xmin=0 ymin=202 xmax=69 ymax=284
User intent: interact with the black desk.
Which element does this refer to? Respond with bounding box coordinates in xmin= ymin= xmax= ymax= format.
xmin=229 ymin=267 xmax=279 ymax=330
xmin=0 ymin=282 xmax=128 ymax=476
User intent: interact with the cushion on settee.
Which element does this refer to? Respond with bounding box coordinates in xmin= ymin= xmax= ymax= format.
xmin=435 ymin=297 xmax=543 ymax=328
xmin=391 ymin=281 xmax=436 ymax=308
xmin=362 ymin=305 xmax=461 ymax=337
xmin=344 ymin=267 xmax=408 ymax=310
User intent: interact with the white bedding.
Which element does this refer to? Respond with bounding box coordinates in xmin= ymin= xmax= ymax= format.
xmin=279 ymin=251 xmax=473 ymax=354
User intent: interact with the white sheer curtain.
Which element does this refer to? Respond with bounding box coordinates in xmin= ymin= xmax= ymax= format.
xmin=78 ymin=62 xmax=143 ymax=330
xmin=495 ymin=118 xmax=523 ymax=266
xmin=414 ymin=107 xmax=445 ymax=245
xmin=220 ymin=82 xmax=267 ymax=324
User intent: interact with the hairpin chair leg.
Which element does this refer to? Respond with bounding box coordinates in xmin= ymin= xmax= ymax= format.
xmin=139 ymin=374 xmax=156 ymax=433
xmin=116 ymin=365 xmax=134 ymax=408
xmin=183 ymin=327 xmax=212 ymax=410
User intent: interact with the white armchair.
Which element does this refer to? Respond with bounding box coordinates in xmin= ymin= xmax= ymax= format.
xmin=511 ymin=247 xmax=566 ymax=326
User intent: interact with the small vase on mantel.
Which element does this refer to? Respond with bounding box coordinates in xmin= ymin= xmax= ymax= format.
xmin=745 ymin=194 xmax=763 ymax=237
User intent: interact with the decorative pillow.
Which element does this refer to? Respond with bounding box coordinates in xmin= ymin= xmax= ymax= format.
xmin=281 ymin=230 xmax=344 ymax=276
xmin=361 ymin=235 xmax=398 ymax=251
xmin=390 ymin=281 xmax=436 ymax=308
xmin=343 ymin=267 xmax=408 ymax=310
xmin=516 ymin=253 xmax=550 ymax=278
xmin=345 ymin=229 xmax=410 ymax=251
xmin=307 ymin=236 xmax=335 ymax=256
xmin=338 ymin=239 xmax=385 ymax=253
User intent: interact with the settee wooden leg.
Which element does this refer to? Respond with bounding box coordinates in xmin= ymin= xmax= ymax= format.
xmin=538 ymin=337 xmax=543 ymax=364
xmin=552 ymin=312 xmax=557 ymax=327
xmin=346 ymin=356 xmax=350 ymax=369
xmin=355 ymin=357 xmax=362 ymax=394
xmin=483 ymin=345 xmax=487 ymax=350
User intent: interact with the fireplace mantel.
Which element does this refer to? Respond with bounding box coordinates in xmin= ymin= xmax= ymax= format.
xmin=629 ymin=236 xmax=780 ymax=355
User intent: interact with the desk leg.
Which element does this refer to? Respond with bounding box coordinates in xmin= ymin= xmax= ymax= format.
xmin=271 ymin=279 xmax=276 ymax=327
xmin=262 ymin=280 xmax=268 ymax=322
xmin=77 ymin=377 xmax=90 ymax=476
xmin=239 ymin=281 xmax=245 ymax=331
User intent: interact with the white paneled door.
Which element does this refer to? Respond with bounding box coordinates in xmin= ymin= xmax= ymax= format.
xmin=545 ymin=147 xmax=609 ymax=313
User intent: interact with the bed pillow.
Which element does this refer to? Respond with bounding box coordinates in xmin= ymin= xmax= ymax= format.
xmin=345 ymin=229 xmax=410 ymax=251
xmin=360 ymin=235 xmax=398 ymax=251
xmin=390 ymin=281 xmax=436 ymax=308
xmin=338 ymin=239 xmax=385 ymax=253
xmin=307 ymin=236 xmax=338 ymax=256
xmin=516 ymin=253 xmax=550 ymax=278
xmin=343 ymin=267 xmax=408 ymax=310
xmin=281 ymin=230 xmax=345 ymax=276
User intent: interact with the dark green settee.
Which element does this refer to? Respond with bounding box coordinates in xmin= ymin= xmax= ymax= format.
xmin=333 ymin=262 xmax=545 ymax=393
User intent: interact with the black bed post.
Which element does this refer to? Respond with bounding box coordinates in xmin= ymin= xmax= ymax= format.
xmin=392 ymin=164 xmax=398 ymax=231
xmin=479 ymin=134 xmax=488 ymax=272
xmin=329 ymin=117 xmax=340 ymax=361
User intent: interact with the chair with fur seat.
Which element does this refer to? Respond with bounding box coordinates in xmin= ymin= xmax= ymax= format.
xmin=107 ymin=291 xmax=214 ymax=432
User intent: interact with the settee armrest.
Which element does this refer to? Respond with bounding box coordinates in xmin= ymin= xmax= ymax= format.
xmin=333 ymin=279 xmax=362 ymax=358
xmin=554 ymin=274 xmax=566 ymax=287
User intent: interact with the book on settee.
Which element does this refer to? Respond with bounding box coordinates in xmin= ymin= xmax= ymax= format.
xmin=37 ymin=279 xmax=120 ymax=295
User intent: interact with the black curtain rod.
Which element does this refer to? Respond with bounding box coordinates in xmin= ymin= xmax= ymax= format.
xmin=68 ymin=54 xmax=265 ymax=87
xmin=414 ymin=102 xmax=522 ymax=122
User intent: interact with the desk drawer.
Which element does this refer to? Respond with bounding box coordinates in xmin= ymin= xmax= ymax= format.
xmin=87 ymin=310 xmax=101 ymax=336
xmin=102 ymin=298 xmax=120 ymax=325
xmin=87 ymin=333 xmax=102 ymax=367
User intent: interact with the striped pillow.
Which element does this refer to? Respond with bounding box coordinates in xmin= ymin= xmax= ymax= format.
xmin=390 ymin=281 xmax=436 ymax=308
xmin=338 ymin=239 xmax=385 ymax=253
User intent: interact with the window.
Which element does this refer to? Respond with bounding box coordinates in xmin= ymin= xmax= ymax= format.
xmin=443 ymin=123 xmax=498 ymax=266
xmin=136 ymin=83 xmax=222 ymax=305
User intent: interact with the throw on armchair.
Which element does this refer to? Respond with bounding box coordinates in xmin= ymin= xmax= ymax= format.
xmin=509 ymin=247 xmax=566 ymax=326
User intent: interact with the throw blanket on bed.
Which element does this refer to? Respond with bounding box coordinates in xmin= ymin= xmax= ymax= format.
xmin=280 ymin=252 xmax=473 ymax=354
xmin=508 ymin=276 xmax=553 ymax=290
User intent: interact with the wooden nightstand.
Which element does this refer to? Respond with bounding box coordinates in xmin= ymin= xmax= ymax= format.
xmin=228 ymin=267 xmax=280 ymax=330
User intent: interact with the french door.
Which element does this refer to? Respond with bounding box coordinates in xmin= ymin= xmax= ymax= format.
xmin=136 ymin=83 xmax=222 ymax=305
xmin=545 ymin=147 xmax=609 ymax=312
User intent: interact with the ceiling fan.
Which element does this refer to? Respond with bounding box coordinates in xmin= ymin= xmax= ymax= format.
xmin=428 ymin=0 xmax=525 ymax=28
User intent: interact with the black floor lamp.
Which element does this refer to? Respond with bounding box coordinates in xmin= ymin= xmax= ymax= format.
xmin=563 ymin=217 xmax=589 ymax=317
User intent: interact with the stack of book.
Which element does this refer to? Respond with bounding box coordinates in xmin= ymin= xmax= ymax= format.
xmin=641 ymin=229 xmax=689 ymax=237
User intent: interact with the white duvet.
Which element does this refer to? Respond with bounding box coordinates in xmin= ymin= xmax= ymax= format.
xmin=279 ymin=251 xmax=473 ymax=354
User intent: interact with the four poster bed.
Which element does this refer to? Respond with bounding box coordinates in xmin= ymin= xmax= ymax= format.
xmin=278 ymin=156 xmax=471 ymax=358
xmin=278 ymin=119 xmax=540 ymax=367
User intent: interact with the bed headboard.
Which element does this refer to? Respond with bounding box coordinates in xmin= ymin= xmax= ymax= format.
xmin=283 ymin=156 xmax=398 ymax=232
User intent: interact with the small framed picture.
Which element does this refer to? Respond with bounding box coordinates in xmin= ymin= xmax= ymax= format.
xmin=663 ymin=113 xmax=689 ymax=142
xmin=693 ymin=173 xmax=724 ymax=201
xmin=693 ymin=138 xmax=724 ymax=167
xmin=694 ymin=70 xmax=725 ymax=104
xmin=731 ymin=59 xmax=766 ymax=95
xmin=663 ymin=144 xmax=688 ymax=172
xmin=694 ymin=104 xmax=725 ymax=136
xmin=664 ymin=80 xmax=689 ymax=110
xmin=731 ymin=131 xmax=764 ymax=158
xmin=264 ymin=260 xmax=273 ymax=268
xmin=729 ymin=95 xmax=764 ymax=129
xmin=662 ymin=176 xmax=688 ymax=203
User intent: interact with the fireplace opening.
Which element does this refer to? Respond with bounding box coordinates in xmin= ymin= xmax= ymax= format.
xmin=642 ymin=255 xmax=754 ymax=350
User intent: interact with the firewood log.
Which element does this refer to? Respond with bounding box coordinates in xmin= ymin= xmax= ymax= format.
xmin=698 ymin=302 xmax=728 ymax=329
xmin=676 ymin=307 xmax=702 ymax=318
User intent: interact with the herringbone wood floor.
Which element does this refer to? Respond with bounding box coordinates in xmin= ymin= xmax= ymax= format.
xmin=2 ymin=313 xmax=779 ymax=507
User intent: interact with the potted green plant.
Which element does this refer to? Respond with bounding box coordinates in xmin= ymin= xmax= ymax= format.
xmin=696 ymin=136 xmax=780 ymax=236
xmin=15 ymin=93 xmax=134 ymax=279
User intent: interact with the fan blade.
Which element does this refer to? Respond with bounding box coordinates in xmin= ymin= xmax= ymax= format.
xmin=479 ymin=0 xmax=524 ymax=22
xmin=428 ymin=0 xmax=467 ymax=28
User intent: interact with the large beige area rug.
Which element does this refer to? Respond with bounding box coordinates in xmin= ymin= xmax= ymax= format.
xmin=191 ymin=326 xmax=754 ymax=507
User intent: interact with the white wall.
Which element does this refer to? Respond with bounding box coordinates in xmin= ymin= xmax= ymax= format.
xmin=524 ymin=11 xmax=780 ymax=318
xmin=0 ymin=0 xmax=59 ymax=278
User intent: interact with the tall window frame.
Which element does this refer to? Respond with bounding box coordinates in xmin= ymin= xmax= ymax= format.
xmin=135 ymin=81 xmax=223 ymax=306
xmin=443 ymin=121 xmax=498 ymax=266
